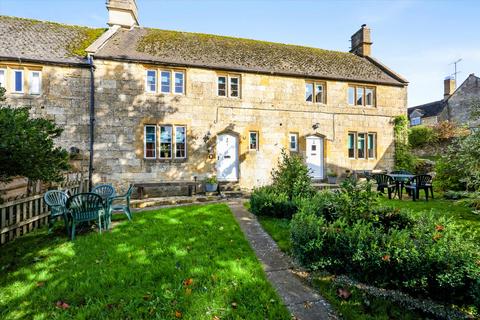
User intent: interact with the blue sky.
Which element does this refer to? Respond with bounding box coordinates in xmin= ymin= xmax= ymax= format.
xmin=1 ymin=0 xmax=478 ymax=107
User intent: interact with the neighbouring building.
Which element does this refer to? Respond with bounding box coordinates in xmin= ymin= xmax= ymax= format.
xmin=0 ymin=0 xmax=408 ymax=191
xmin=408 ymin=74 xmax=480 ymax=129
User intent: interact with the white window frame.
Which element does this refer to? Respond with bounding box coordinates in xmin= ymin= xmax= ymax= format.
xmin=160 ymin=70 xmax=171 ymax=94
xmin=289 ymin=133 xmax=298 ymax=152
xmin=29 ymin=71 xmax=42 ymax=95
xmin=12 ymin=69 xmax=24 ymax=93
xmin=228 ymin=75 xmax=240 ymax=98
xmin=410 ymin=117 xmax=421 ymax=126
xmin=145 ymin=70 xmax=157 ymax=93
xmin=159 ymin=125 xmax=173 ymax=159
xmin=217 ymin=75 xmax=227 ymax=97
xmin=348 ymin=132 xmax=356 ymax=159
xmin=348 ymin=85 xmax=376 ymax=107
xmin=174 ymin=125 xmax=187 ymax=159
xmin=314 ymin=82 xmax=325 ymax=104
xmin=0 ymin=68 xmax=6 ymax=89
xmin=305 ymin=81 xmax=314 ymax=103
xmin=249 ymin=131 xmax=259 ymax=150
xmin=144 ymin=125 xmax=157 ymax=159
xmin=173 ymin=71 xmax=185 ymax=95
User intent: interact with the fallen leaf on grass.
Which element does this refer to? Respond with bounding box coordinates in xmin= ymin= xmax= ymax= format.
xmin=231 ymin=302 xmax=237 ymax=309
xmin=36 ymin=282 xmax=45 ymax=287
xmin=337 ymin=287 xmax=351 ymax=300
xmin=175 ymin=310 xmax=182 ymax=318
xmin=55 ymin=300 xmax=70 ymax=309
xmin=212 ymin=316 xmax=221 ymax=320
xmin=185 ymin=288 xmax=192 ymax=295
xmin=303 ymin=301 xmax=312 ymax=309
xmin=183 ymin=278 xmax=193 ymax=286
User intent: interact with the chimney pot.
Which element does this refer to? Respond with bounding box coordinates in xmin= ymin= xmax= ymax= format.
xmin=350 ymin=24 xmax=372 ymax=57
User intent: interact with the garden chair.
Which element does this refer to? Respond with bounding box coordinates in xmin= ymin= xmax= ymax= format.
xmin=107 ymin=184 xmax=135 ymax=225
xmin=66 ymin=193 xmax=106 ymax=240
xmin=44 ymin=190 xmax=70 ymax=235
xmin=92 ymin=184 xmax=116 ymax=201
xmin=405 ymin=174 xmax=434 ymax=201
xmin=372 ymin=174 xmax=396 ymax=199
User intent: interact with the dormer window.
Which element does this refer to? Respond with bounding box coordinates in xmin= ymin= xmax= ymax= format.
xmin=411 ymin=117 xmax=421 ymax=126
xmin=348 ymin=85 xmax=375 ymax=107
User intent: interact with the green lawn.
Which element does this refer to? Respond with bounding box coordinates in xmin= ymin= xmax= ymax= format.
xmin=0 ymin=204 xmax=290 ymax=320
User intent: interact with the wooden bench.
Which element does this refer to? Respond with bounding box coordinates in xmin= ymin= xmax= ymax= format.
xmin=134 ymin=181 xmax=198 ymax=199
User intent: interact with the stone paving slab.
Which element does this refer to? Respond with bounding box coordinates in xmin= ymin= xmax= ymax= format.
xmin=228 ymin=200 xmax=337 ymax=320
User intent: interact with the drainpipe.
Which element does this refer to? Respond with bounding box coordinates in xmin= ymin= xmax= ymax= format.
xmin=88 ymin=55 xmax=96 ymax=191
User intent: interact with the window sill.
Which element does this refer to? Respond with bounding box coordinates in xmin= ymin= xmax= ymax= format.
xmin=144 ymin=158 xmax=188 ymax=163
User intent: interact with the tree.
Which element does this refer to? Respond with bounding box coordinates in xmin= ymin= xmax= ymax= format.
xmin=0 ymin=87 xmax=69 ymax=182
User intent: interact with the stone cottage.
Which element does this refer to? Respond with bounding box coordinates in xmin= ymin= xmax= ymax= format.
xmin=0 ymin=0 xmax=408 ymax=191
xmin=408 ymin=74 xmax=480 ymax=129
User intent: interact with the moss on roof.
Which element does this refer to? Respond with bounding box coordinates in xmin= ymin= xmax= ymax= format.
xmin=66 ymin=27 xmax=107 ymax=57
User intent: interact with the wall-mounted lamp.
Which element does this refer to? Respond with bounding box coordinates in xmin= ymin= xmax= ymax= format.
xmin=203 ymin=131 xmax=211 ymax=143
xmin=312 ymin=123 xmax=320 ymax=130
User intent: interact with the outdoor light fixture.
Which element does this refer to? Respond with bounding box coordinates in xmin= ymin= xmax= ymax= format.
xmin=203 ymin=131 xmax=211 ymax=143
xmin=312 ymin=123 xmax=320 ymax=130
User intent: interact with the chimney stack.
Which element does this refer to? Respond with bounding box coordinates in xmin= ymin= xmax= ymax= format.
xmin=350 ymin=24 xmax=372 ymax=57
xmin=444 ymin=76 xmax=456 ymax=100
xmin=106 ymin=0 xmax=139 ymax=28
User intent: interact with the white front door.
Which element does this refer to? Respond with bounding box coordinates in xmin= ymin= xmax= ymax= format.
xmin=216 ymin=134 xmax=239 ymax=181
xmin=306 ymin=136 xmax=324 ymax=179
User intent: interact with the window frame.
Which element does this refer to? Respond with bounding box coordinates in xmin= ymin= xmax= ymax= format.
xmin=217 ymin=75 xmax=227 ymax=97
xmin=348 ymin=85 xmax=376 ymax=107
xmin=0 ymin=68 xmax=6 ymax=89
xmin=144 ymin=125 xmax=157 ymax=159
xmin=305 ymin=80 xmax=326 ymax=104
xmin=160 ymin=70 xmax=172 ymax=94
xmin=289 ymin=133 xmax=298 ymax=152
xmin=348 ymin=132 xmax=377 ymax=160
xmin=145 ymin=69 xmax=157 ymax=93
xmin=305 ymin=81 xmax=314 ymax=102
xmin=229 ymin=75 xmax=240 ymax=98
xmin=249 ymin=131 xmax=259 ymax=151
xmin=12 ymin=69 xmax=24 ymax=94
xmin=410 ymin=117 xmax=421 ymax=126
xmin=357 ymin=133 xmax=366 ymax=159
xmin=29 ymin=70 xmax=42 ymax=95
xmin=367 ymin=133 xmax=376 ymax=159
xmin=348 ymin=132 xmax=356 ymax=159
xmin=173 ymin=71 xmax=185 ymax=95
xmin=174 ymin=125 xmax=187 ymax=159
xmin=159 ymin=125 xmax=173 ymax=159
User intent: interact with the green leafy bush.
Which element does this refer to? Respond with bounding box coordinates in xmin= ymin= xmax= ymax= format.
xmin=409 ymin=125 xmax=436 ymax=148
xmin=291 ymin=181 xmax=480 ymax=308
xmin=394 ymin=115 xmax=416 ymax=171
xmin=250 ymin=186 xmax=297 ymax=219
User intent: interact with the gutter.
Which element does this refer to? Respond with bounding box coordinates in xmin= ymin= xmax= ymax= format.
xmin=88 ymin=55 xmax=96 ymax=191
xmin=0 ymin=56 xmax=90 ymax=68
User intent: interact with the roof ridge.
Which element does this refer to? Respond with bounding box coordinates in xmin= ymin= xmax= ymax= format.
xmin=0 ymin=15 xmax=98 ymax=30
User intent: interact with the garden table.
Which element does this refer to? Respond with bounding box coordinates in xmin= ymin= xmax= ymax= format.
xmin=388 ymin=174 xmax=414 ymax=200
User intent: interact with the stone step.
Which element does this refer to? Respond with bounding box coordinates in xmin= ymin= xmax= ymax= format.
xmin=218 ymin=181 xmax=241 ymax=192
xmin=221 ymin=190 xmax=244 ymax=198
xmin=131 ymin=195 xmax=222 ymax=209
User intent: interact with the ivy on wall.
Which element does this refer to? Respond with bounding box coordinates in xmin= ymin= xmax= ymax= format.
xmin=393 ymin=115 xmax=415 ymax=171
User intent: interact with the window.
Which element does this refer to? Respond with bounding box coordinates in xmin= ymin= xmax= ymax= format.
xmin=0 ymin=69 xmax=5 ymax=88
xmin=144 ymin=125 xmax=156 ymax=159
xmin=357 ymin=133 xmax=366 ymax=158
xmin=249 ymin=131 xmax=258 ymax=150
xmin=29 ymin=71 xmax=41 ymax=95
xmin=410 ymin=117 xmax=421 ymax=126
xmin=218 ymin=76 xmax=227 ymax=96
xmin=348 ymin=132 xmax=377 ymax=159
xmin=229 ymin=76 xmax=239 ymax=98
xmin=348 ymin=86 xmax=375 ymax=107
xmin=305 ymin=82 xmax=313 ymax=102
xmin=13 ymin=70 xmax=23 ymax=93
xmin=175 ymin=126 xmax=187 ymax=158
xmin=348 ymin=133 xmax=356 ymax=158
xmin=368 ymin=133 xmax=376 ymax=158
xmin=305 ymin=81 xmax=326 ymax=103
xmin=146 ymin=70 xmax=156 ymax=93
xmin=160 ymin=125 xmax=173 ymax=158
xmin=348 ymin=87 xmax=355 ymax=105
xmin=289 ymin=133 xmax=298 ymax=152
xmin=174 ymin=72 xmax=184 ymax=94
xmin=161 ymin=71 xmax=171 ymax=93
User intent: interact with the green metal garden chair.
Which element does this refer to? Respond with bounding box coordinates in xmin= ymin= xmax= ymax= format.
xmin=107 ymin=184 xmax=134 ymax=224
xmin=44 ymin=190 xmax=70 ymax=235
xmin=66 ymin=192 xmax=106 ymax=240
xmin=372 ymin=174 xmax=397 ymax=199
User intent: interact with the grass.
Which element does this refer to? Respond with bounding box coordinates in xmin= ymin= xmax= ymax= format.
xmin=0 ymin=204 xmax=290 ymax=320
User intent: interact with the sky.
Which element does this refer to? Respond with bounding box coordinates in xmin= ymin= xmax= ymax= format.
xmin=0 ymin=0 xmax=478 ymax=107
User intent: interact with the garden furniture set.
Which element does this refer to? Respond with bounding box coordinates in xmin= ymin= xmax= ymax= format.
xmin=372 ymin=171 xmax=433 ymax=201
xmin=43 ymin=184 xmax=134 ymax=240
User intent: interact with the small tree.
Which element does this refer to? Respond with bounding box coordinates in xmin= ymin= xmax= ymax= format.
xmin=271 ymin=149 xmax=315 ymax=200
xmin=0 ymin=87 xmax=69 ymax=182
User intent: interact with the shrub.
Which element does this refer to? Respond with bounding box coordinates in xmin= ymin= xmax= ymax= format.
xmin=250 ymin=186 xmax=297 ymax=219
xmin=271 ymin=149 xmax=315 ymax=200
xmin=409 ymin=125 xmax=436 ymax=148
xmin=394 ymin=115 xmax=416 ymax=171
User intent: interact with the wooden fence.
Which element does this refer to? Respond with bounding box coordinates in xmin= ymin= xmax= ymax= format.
xmin=0 ymin=173 xmax=88 ymax=246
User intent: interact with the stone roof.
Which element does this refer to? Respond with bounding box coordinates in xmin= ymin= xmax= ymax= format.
xmin=0 ymin=16 xmax=105 ymax=66
xmin=94 ymin=27 xmax=407 ymax=86
xmin=408 ymin=100 xmax=446 ymax=118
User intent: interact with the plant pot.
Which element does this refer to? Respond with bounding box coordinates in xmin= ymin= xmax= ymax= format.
xmin=327 ymin=176 xmax=337 ymax=184
xmin=205 ymin=183 xmax=218 ymax=192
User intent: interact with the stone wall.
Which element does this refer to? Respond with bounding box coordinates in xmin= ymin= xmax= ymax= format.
xmin=447 ymin=74 xmax=480 ymax=128
xmin=91 ymin=59 xmax=407 ymax=189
